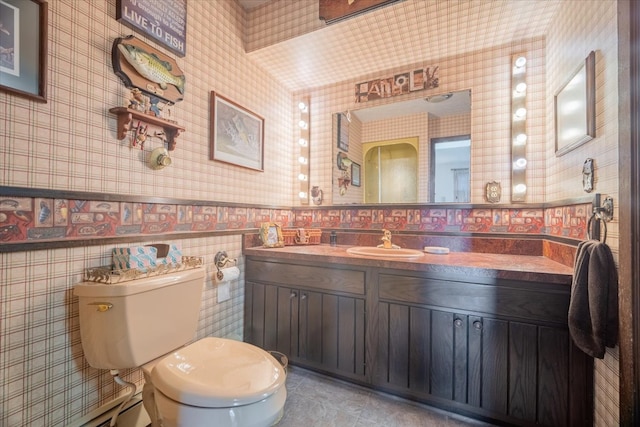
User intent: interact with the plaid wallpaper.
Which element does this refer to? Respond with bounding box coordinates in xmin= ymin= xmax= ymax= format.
xmin=0 ymin=1 xmax=623 ymax=426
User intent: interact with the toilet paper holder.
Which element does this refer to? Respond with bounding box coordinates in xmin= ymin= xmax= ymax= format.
xmin=214 ymin=251 xmax=237 ymax=281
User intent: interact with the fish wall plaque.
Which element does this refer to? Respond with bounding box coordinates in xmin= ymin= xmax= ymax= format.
xmin=112 ymin=35 xmax=185 ymax=104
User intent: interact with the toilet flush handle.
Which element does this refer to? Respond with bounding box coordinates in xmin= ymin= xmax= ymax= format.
xmin=88 ymin=302 xmax=113 ymax=312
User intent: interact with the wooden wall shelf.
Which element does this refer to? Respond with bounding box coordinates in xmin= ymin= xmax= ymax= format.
xmin=109 ymin=107 xmax=185 ymax=151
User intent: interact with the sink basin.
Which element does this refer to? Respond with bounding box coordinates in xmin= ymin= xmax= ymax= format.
xmin=346 ymin=246 xmax=424 ymax=259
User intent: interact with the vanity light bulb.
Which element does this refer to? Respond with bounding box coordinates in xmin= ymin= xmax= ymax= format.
xmin=514 ymin=158 xmax=527 ymax=168
xmin=298 ymin=101 xmax=308 ymax=111
xmin=515 ymin=133 xmax=527 ymax=145
xmin=515 ymin=108 xmax=527 ymax=119
xmin=298 ymin=120 xmax=308 ymax=129
xmin=515 ymin=56 xmax=527 ymax=68
xmin=298 ymin=138 xmax=308 ymax=147
xmin=298 ymin=156 xmax=308 ymax=164
xmin=515 ymin=82 xmax=527 ymax=94
xmin=299 ymin=191 xmax=308 ymax=199
xmin=514 ymin=183 xmax=527 ymax=193
xmin=298 ymin=173 xmax=308 ymax=181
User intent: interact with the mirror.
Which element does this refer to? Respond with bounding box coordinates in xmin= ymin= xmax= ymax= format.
xmin=332 ymin=90 xmax=472 ymax=204
xmin=430 ymin=135 xmax=471 ymax=202
xmin=364 ymin=138 xmax=418 ymax=203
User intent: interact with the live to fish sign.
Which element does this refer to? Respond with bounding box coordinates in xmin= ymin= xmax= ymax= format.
xmin=116 ymin=0 xmax=187 ymax=57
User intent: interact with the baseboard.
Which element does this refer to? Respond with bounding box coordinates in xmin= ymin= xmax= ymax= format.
xmin=68 ymin=392 xmax=151 ymax=427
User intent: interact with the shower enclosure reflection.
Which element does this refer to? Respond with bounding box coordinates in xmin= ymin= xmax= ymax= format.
xmin=364 ymin=138 xmax=418 ymax=203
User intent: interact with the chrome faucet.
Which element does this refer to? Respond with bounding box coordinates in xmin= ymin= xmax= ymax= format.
xmin=378 ymin=229 xmax=400 ymax=249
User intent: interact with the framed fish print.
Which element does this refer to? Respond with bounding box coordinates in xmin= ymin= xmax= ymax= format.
xmin=210 ymin=91 xmax=264 ymax=171
xmin=0 ymin=0 xmax=48 ymax=102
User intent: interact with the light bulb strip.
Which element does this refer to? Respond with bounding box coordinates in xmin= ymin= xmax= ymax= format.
xmin=511 ymin=54 xmax=527 ymax=202
xmin=298 ymin=95 xmax=310 ymax=204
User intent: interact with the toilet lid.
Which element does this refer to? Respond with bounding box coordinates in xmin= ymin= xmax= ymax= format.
xmin=150 ymin=337 xmax=286 ymax=408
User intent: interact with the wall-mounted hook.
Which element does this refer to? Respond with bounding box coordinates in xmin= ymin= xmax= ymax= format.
xmin=593 ymin=196 xmax=613 ymax=221
xmin=589 ymin=194 xmax=614 ymax=243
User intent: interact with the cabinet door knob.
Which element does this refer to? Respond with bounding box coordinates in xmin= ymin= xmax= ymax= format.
xmin=301 ymin=293 xmax=307 ymax=300
xmin=454 ymin=318 xmax=463 ymax=328
xmin=473 ymin=321 xmax=483 ymax=330
xmin=290 ymin=291 xmax=297 ymax=299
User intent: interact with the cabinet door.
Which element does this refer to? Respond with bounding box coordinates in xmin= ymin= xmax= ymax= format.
xmin=246 ymin=282 xmax=366 ymax=379
xmin=298 ymin=290 xmax=323 ymax=362
xmin=377 ymin=301 xmax=586 ymax=427
xmin=275 ymin=286 xmax=299 ymax=358
xmin=376 ymin=302 xmax=469 ymax=400
xmin=297 ymin=290 xmax=366 ymax=378
xmin=243 ymin=282 xmax=276 ymax=349
xmin=244 ymin=281 xmax=265 ymax=347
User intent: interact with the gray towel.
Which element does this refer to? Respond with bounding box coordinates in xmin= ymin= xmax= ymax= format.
xmin=568 ymin=240 xmax=619 ymax=358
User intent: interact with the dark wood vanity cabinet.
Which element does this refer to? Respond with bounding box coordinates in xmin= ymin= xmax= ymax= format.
xmin=375 ymin=271 xmax=593 ymax=427
xmin=244 ymin=256 xmax=593 ymax=427
xmin=244 ymin=258 xmax=367 ymax=381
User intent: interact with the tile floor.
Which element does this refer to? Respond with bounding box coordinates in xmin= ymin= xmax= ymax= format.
xmin=278 ymin=366 xmax=497 ymax=427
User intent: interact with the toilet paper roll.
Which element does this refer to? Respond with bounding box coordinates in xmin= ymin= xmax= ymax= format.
xmin=216 ymin=267 xmax=239 ymax=303
xmin=215 ymin=266 xmax=240 ymax=284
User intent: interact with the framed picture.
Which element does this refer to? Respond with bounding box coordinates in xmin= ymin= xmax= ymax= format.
xmin=320 ymin=0 xmax=401 ymax=24
xmin=555 ymin=51 xmax=596 ymax=156
xmin=0 ymin=0 xmax=48 ymax=102
xmin=259 ymin=222 xmax=284 ymax=248
xmin=337 ymin=112 xmax=349 ymax=152
xmin=210 ymin=91 xmax=264 ymax=171
xmin=351 ymin=162 xmax=361 ymax=187
xmin=116 ymin=0 xmax=187 ymax=57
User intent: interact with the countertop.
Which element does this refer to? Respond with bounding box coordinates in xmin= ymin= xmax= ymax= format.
xmin=243 ymin=244 xmax=574 ymax=285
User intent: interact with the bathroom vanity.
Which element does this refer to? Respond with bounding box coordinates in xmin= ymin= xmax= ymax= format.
xmin=243 ymin=245 xmax=592 ymax=427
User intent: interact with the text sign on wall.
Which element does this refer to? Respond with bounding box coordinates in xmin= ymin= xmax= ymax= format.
xmin=116 ymin=0 xmax=187 ymax=57
xmin=355 ymin=67 xmax=439 ymax=103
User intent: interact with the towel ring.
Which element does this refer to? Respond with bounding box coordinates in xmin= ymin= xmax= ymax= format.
xmin=587 ymin=212 xmax=607 ymax=243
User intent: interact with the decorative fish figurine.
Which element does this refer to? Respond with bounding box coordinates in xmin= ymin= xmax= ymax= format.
xmin=118 ymin=43 xmax=185 ymax=94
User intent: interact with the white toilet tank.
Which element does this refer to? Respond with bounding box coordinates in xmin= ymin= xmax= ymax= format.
xmin=74 ymin=268 xmax=206 ymax=370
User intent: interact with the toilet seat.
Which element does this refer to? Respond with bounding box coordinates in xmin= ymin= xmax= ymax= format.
xmin=149 ymin=337 xmax=286 ymax=408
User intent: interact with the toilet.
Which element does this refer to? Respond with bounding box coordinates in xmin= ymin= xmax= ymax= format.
xmin=74 ymin=268 xmax=286 ymax=427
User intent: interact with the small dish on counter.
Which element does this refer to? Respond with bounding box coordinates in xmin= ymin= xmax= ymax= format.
xmin=423 ymin=246 xmax=450 ymax=254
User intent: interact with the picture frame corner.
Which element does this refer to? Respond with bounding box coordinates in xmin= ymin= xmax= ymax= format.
xmin=0 ymin=0 xmax=48 ymax=103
